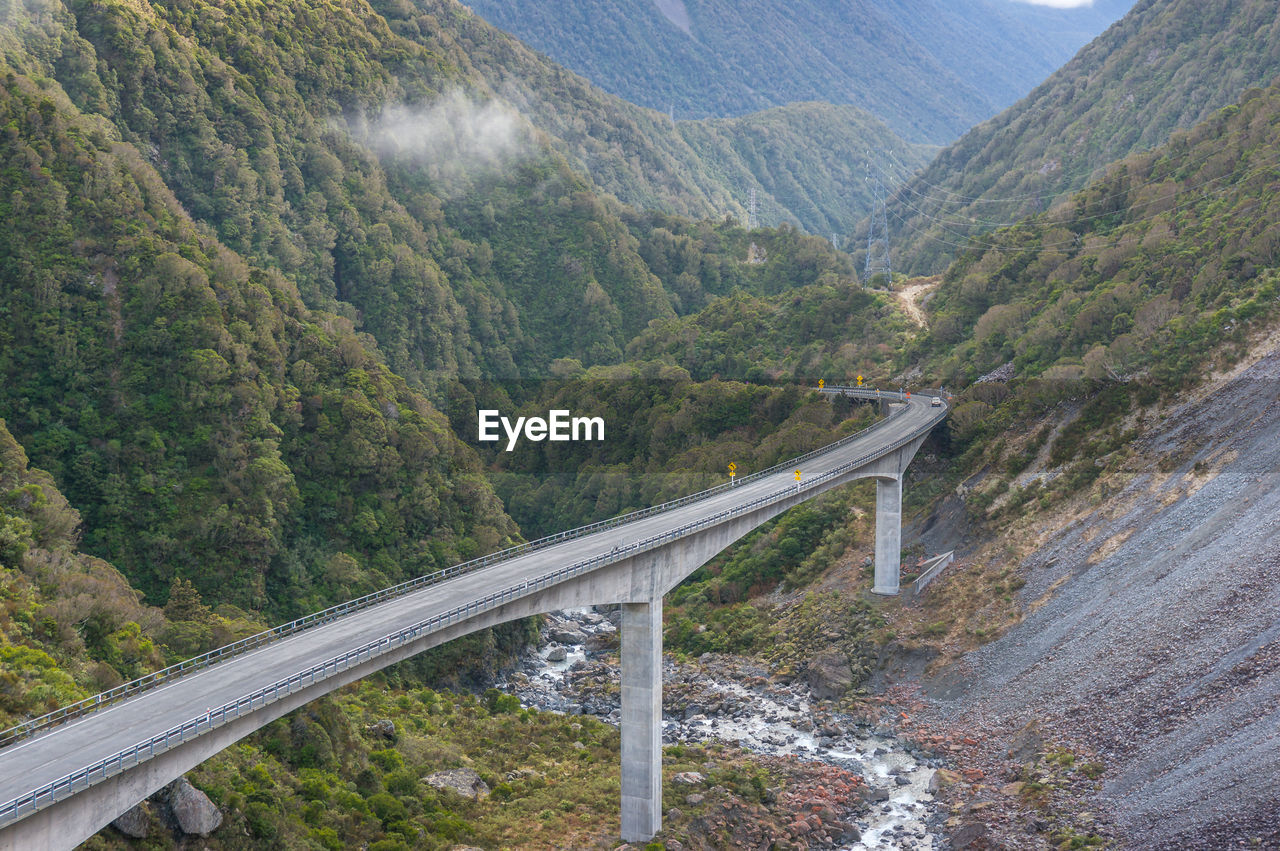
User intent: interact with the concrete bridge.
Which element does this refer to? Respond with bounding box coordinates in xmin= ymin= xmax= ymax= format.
xmin=0 ymin=387 xmax=946 ymax=849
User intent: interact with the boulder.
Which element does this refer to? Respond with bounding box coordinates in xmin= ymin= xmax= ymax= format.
xmin=951 ymin=821 xmax=989 ymax=849
xmin=1008 ymin=719 xmax=1045 ymax=763
xmin=834 ymin=821 xmax=862 ymax=843
xmin=584 ymin=632 xmax=616 ymax=652
xmin=546 ymin=645 xmax=567 ymax=662
xmin=550 ymin=628 xmax=588 ymax=645
xmin=672 ymin=771 xmax=705 ymax=786
xmin=165 ymin=777 xmax=222 ymax=837
xmin=804 ymin=650 xmax=854 ymax=700
xmin=425 ymin=767 xmax=490 ymax=799
xmin=112 ymin=803 xmax=149 ymax=839
xmin=367 ymin=719 xmax=396 ymax=739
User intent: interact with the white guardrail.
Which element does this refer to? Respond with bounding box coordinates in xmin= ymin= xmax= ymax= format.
xmin=0 ymin=387 xmax=945 ymax=828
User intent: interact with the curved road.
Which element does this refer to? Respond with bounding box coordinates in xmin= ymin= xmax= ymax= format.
xmin=0 ymin=389 xmax=946 ymax=833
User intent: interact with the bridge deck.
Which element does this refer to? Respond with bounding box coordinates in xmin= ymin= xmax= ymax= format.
xmin=0 ymin=393 xmax=942 ymax=811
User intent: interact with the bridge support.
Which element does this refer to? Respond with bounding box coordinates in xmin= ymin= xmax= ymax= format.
xmin=873 ymin=474 xmax=902 ymax=595
xmin=620 ymin=598 xmax=663 ymax=842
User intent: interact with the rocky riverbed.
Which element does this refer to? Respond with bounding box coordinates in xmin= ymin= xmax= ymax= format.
xmin=496 ymin=609 xmax=945 ymax=849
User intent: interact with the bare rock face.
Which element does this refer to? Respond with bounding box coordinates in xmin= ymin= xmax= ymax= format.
xmin=804 ymin=649 xmax=853 ymax=700
xmin=165 ymin=777 xmax=223 ymax=837
xmin=112 ymin=803 xmax=149 ymax=838
xmin=424 ymin=767 xmax=490 ymax=799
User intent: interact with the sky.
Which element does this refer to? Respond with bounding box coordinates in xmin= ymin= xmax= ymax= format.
xmin=1013 ymin=0 xmax=1096 ymax=7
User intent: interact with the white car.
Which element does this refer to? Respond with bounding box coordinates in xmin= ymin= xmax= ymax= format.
xmin=931 ymin=396 xmax=943 ymax=407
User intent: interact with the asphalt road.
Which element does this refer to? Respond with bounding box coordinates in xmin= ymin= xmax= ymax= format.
xmin=0 ymin=392 xmax=943 ymax=810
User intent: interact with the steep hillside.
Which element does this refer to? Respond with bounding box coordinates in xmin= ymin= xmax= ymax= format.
xmin=0 ymin=71 xmax=517 ymax=615
xmin=848 ymin=78 xmax=1280 ymax=849
xmin=392 ymin=0 xmax=925 ymax=236
xmin=0 ymin=0 xmax=895 ymax=390
xmin=885 ymin=0 xmax=1280 ymax=273
xmin=627 ymin=280 xmax=915 ymax=384
xmin=463 ymin=0 xmax=1132 ymax=143
xmin=916 ymin=344 xmax=1280 ymax=849
xmin=921 ymin=81 xmax=1280 ymax=398
xmin=676 ymin=102 xmax=933 ymax=238
xmin=0 ymin=420 xmax=171 ymax=721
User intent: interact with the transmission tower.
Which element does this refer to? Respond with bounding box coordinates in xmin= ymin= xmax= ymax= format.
xmin=864 ymin=169 xmax=891 ymax=284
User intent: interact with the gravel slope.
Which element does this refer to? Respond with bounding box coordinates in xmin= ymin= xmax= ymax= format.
xmin=925 ymin=351 xmax=1280 ymax=849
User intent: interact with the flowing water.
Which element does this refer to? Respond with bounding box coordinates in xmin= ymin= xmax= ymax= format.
xmin=500 ymin=609 xmax=943 ymax=849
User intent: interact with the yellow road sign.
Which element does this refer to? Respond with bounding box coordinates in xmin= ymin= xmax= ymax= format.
xmin=728 ymin=462 xmax=737 ymax=473
xmin=794 ymin=470 xmax=801 ymax=481
xmin=818 ymin=378 xmax=825 ymax=389
xmin=857 ymin=375 xmax=863 ymax=386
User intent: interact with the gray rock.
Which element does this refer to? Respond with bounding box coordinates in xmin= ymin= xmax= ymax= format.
xmin=835 ymin=822 xmax=862 ymax=843
xmin=951 ymin=821 xmax=988 ymax=849
xmin=896 ymin=775 xmax=913 ymax=786
xmin=166 ymin=777 xmax=222 ymax=837
xmin=864 ymin=786 xmax=890 ymax=803
xmin=550 ymin=628 xmax=588 ymax=645
xmin=546 ymin=645 xmax=567 ymax=662
xmin=424 ymin=767 xmax=490 ymax=799
xmin=804 ymin=650 xmax=854 ymax=700
xmin=585 ymin=632 xmax=616 ymax=652
xmin=673 ymin=771 xmax=705 ymax=786
xmin=685 ymin=793 xmax=705 ymax=806
xmin=112 ymin=803 xmax=149 ymax=839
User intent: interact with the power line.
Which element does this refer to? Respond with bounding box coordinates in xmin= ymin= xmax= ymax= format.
xmin=864 ymin=164 xmax=891 ymax=282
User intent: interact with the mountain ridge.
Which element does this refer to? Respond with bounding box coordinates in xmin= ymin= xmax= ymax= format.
xmin=881 ymin=0 xmax=1280 ymax=274
xmin=462 ymin=0 xmax=1134 ymax=143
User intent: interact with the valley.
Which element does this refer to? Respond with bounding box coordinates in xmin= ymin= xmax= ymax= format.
xmin=1 ymin=0 xmax=1279 ymax=848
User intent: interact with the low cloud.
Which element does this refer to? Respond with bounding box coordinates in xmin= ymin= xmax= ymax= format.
xmin=346 ymin=91 xmax=533 ymax=193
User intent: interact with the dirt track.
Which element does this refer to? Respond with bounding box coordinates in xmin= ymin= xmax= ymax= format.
xmin=921 ymin=350 xmax=1280 ymax=849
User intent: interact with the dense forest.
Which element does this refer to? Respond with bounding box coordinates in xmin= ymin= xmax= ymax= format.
xmin=4 ymin=0 xmax=1280 ymax=846
xmin=912 ymin=80 xmax=1280 ymax=520
xmin=881 ymin=0 xmax=1280 ymax=274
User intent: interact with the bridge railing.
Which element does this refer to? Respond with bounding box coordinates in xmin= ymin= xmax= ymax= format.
xmin=0 ymin=393 xmax=946 ymax=828
xmin=0 ymin=387 xmax=925 ymax=752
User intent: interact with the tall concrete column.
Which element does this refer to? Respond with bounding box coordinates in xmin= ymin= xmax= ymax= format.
xmin=620 ymin=598 xmax=663 ymax=841
xmin=873 ymin=475 xmax=902 ymax=595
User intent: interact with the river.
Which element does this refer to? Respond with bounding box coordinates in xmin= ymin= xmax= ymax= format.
xmin=497 ymin=608 xmax=943 ymax=849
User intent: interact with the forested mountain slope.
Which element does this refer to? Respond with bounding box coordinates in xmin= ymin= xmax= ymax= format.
xmin=676 ymin=102 xmax=932 ymax=238
xmin=0 ymin=0 xmax=872 ymax=620
xmin=464 ymin=0 xmax=1132 ymax=143
xmin=393 ymin=0 xmax=927 ymax=235
xmin=885 ymin=0 xmax=1280 ymax=274
xmin=921 ymin=82 xmax=1280 ymax=398
xmin=0 ymin=71 xmax=517 ymax=615
xmin=0 ymin=0 xmax=899 ymax=391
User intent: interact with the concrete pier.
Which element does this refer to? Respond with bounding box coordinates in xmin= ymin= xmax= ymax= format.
xmin=620 ymin=599 xmax=663 ymax=841
xmin=873 ymin=475 xmax=902 ymax=595
xmin=0 ymin=393 xmax=944 ymax=849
